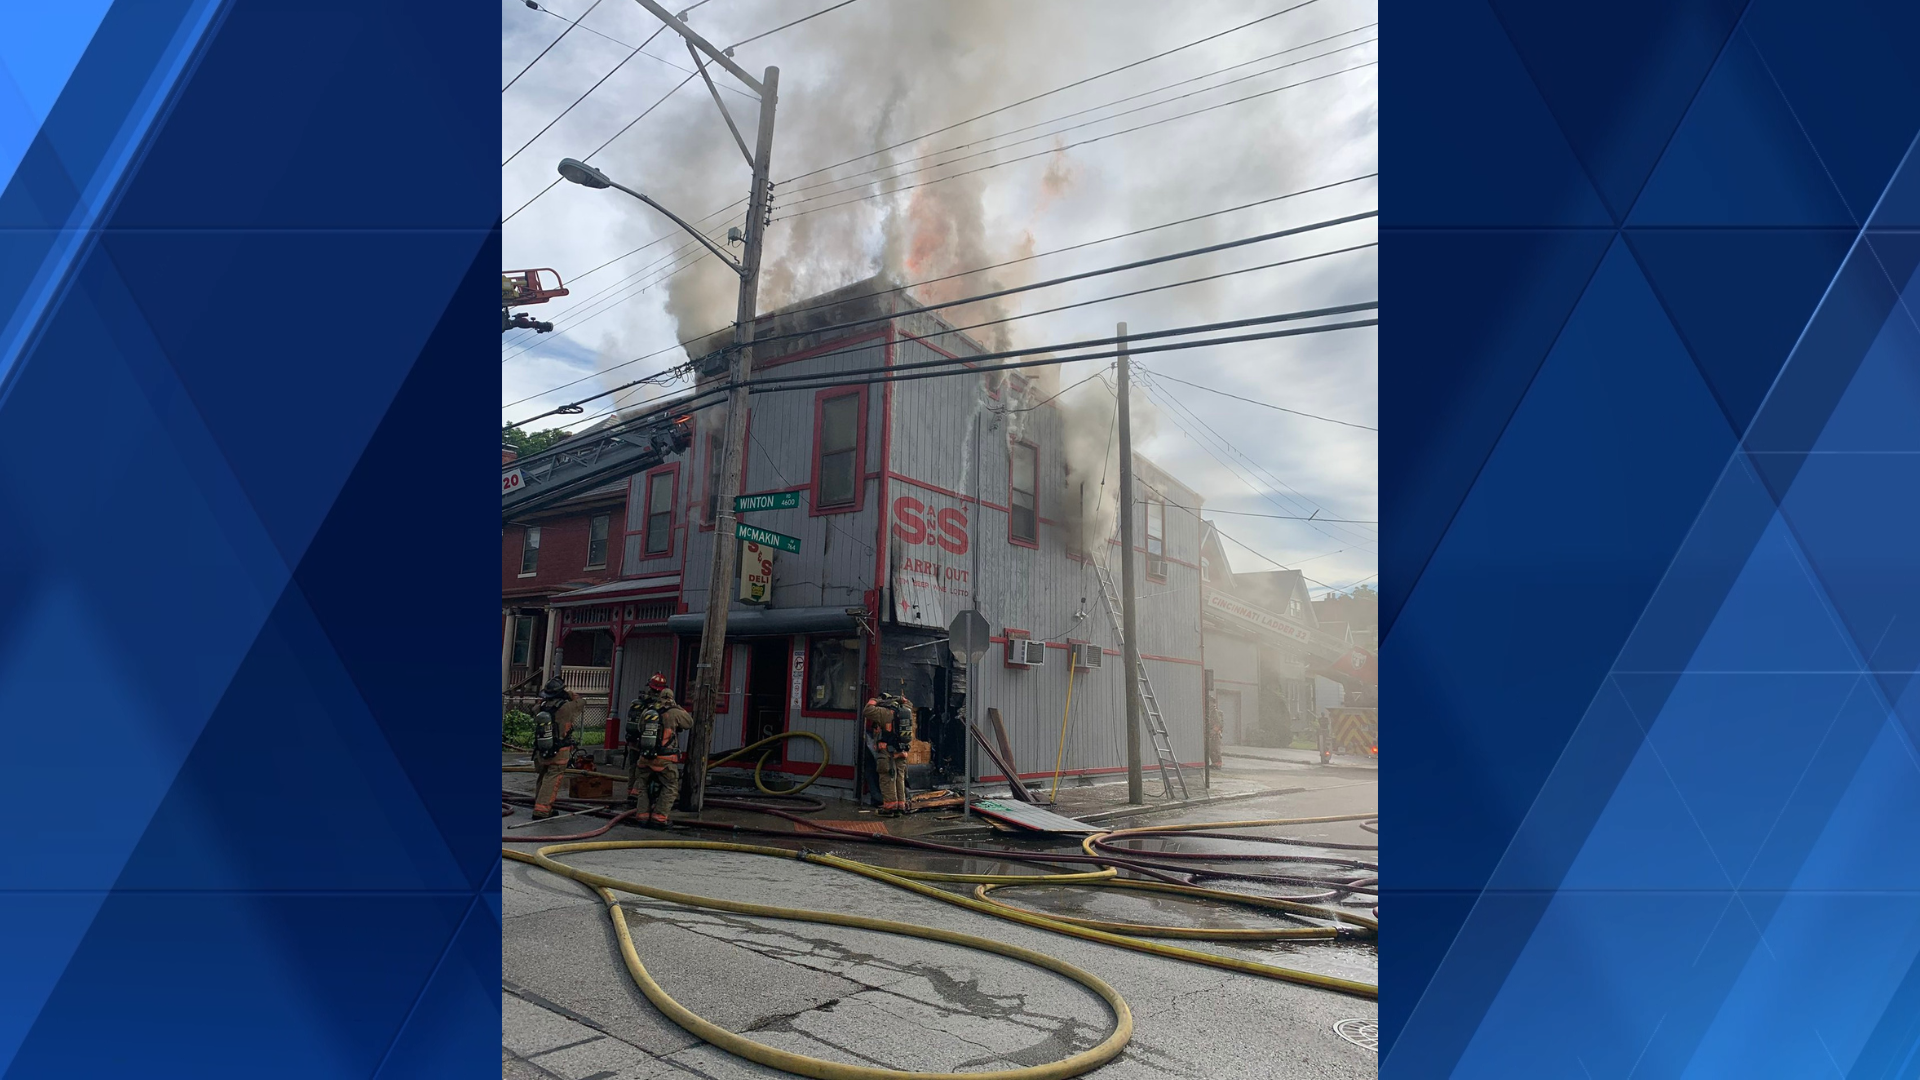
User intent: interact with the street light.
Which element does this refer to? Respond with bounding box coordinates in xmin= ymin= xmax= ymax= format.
xmin=556 ymin=157 xmax=744 ymax=276
xmin=556 ymin=157 xmax=611 ymax=189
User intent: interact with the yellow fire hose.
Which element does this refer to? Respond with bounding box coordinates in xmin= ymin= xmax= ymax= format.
xmin=506 ymin=839 xmax=1133 ymax=1080
xmin=1047 ymin=667 xmax=1077 ymax=804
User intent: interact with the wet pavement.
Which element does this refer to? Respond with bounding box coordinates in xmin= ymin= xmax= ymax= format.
xmin=503 ymin=756 xmax=1379 ymax=1078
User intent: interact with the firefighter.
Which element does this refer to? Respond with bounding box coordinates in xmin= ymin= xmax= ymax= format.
xmin=626 ymin=674 xmax=688 ymax=827
xmin=863 ymin=694 xmax=915 ymax=814
xmin=530 ymin=676 xmax=582 ymax=819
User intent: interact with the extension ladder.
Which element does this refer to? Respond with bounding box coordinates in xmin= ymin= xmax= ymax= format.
xmin=1093 ymin=559 xmax=1189 ymax=800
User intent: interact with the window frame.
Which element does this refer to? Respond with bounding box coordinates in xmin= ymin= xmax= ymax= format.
xmin=1007 ymin=439 xmax=1039 ymax=549
xmin=519 ymin=526 xmax=541 ymax=577
xmin=586 ymin=513 xmax=610 ymax=570
xmin=1145 ymin=497 xmax=1167 ymax=582
xmin=511 ymin=616 xmax=535 ymax=666
xmin=801 ymin=633 xmax=863 ymax=717
xmin=641 ymin=463 xmax=679 ymax=560
xmin=808 ymin=386 xmax=868 ymax=516
xmin=700 ymin=409 xmax=750 ymax=531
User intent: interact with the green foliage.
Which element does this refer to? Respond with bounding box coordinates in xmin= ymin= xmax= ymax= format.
xmin=503 ymin=709 xmax=534 ymax=746
xmin=503 ymin=425 xmax=573 ymax=458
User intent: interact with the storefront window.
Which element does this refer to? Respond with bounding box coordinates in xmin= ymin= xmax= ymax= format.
xmin=806 ymin=636 xmax=861 ymax=712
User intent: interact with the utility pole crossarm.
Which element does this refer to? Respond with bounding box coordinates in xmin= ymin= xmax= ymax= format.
xmin=687 ymin=40 xmax=755 ymax=168
xmin=631 ymin=0 xmax=765 ymax=94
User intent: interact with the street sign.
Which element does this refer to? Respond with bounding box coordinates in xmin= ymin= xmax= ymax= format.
xmin=947 ymin=609 xmax=991 ymax=665
xmin=502 ymin=469 xmax=525 ymax=497
xmin=736 ymin=522 xmax=801 ymax=554
xmin=735 ymin=490 xmax=802 ymax=512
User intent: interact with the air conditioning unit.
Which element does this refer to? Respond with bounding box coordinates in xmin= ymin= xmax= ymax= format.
xmin=1006 ymin=636 xmax=1047 ymax=668
xmin=1071 ymin=643 xmax=1103 ymax=670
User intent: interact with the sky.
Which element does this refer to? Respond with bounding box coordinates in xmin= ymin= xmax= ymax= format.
xmin=501 ymin=0 xmax=1378 ymax=596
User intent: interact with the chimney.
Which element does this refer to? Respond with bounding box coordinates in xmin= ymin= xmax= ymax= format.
xmin=502 ymin=444 xmax=518 ymax=465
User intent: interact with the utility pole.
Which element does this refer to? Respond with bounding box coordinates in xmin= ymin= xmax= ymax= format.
xmin=620 ymin=1 xmax=780 ymax=813
xmin=1116 ymin=325 xmax=1145 ymax=805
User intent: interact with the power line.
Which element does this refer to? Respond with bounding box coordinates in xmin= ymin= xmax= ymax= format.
xmin=1166 ymin=504 xmax=1375 ymax=524
xmin=502 ymin=14 xmax=677 ymax=168
xmin=779 ymin=0 xmax=1326 ymax=185
xmin=1135 ymin=367 xmax=1377 ymax=431
xmin=504 ymin=70 xmax=697 ymax=224
xmin=504 ymin=0 xmax=607 ymax=93
xmin=1208 ymin=520 xmax=1369 ymax=595
xmin=1130 ymin=370 xmax=1375 ymax=550
xmin=522 ymin=174 xmax=1375 ymax=382
xmin=773 ymin=62 xmax=1378 ymax=224
xmin=783 ymin=37 xmax=1376 ymax=209
xmin=508 ymin=313 xmax=1374 ymax=431
xmin=730 ymin=0 xmax=864 ymax=49
xmin=513 ymin=305 xmax=1374 ymax=427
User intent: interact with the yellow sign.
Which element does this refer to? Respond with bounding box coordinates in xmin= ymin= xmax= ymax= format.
xmin=739 ymin=541 xmax=774 ymax=604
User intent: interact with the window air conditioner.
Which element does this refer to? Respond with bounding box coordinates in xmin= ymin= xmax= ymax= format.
xmin=1072 ymin=644 xmax=1103 ymax=670
xmin=1007 ymin=637 xmax=1046 ymax=667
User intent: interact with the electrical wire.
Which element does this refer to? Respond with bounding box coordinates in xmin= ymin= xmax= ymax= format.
xmin=1134 ymin=367 xmax=1377 ymax=431
xmin=783 ymin=39 xmax=1377 ymax=210
xmin=780 ymin=33 xmax=1376 ymax=203
xmin=774 ymin=62 xmax=1378 ymax=225
xmin=502 ymin=15 xmax=676 ymax=168
xmin=503 ymin=0 xmax=606 ymax=93
xmin=780 ymin=0 xmax=1327 ymax=185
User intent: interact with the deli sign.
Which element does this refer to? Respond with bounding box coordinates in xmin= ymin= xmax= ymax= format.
xmin=739 ymin=541 xmax=774 ymax=604
xmin=891 ymin=494 xmax=971 ymax=626
xmin=891 ymin=495 xmax=969 ymax=554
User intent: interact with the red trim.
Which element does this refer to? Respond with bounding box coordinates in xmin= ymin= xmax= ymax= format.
xmin=871 ymin=327 xmax=894 ymax=698
xmin=1139 ymin=652 xmax=1204 ymax=666
xmin=800 ymin=632 xmax=861 ymax=718
xmin=808 ymin=384 xmax=869 ymax=517
xmin=887 ymin=472 xmax=1010 ymax=513
xmin=639 ymin=463 xmax=680 ymax=562
xmin=752 ymin=328 xmax=889 ymax=371
xmin=1007 ymin=438 xmax=1039 ymax=549
xmin=1001 ymin=627 xmax=1031 ymax=669
xmin=698 ymin=409 xmax=754 ymax=531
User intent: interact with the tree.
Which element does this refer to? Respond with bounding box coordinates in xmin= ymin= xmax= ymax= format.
xmin=503 ymin=425 xmax=573 ymax=458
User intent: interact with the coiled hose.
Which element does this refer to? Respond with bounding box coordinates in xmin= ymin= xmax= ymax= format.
xmin=505 ymin=755 xmax=1379 ymax=1077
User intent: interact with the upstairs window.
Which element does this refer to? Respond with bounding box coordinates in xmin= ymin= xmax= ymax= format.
xmin=1146 ymin=499 xmax=1166 ymax=579
xmin=586 ymin=514 xmax=610 ymax=569
xmin=519 ymin=526 xmax=541 ymax=575
xmin=814 ymin=390 xmax=862 ymax=510
xmin=644 ymin=468 xmax=676 ymax=556
xmin=1009 ymin=441 xmax=1037 ymax=546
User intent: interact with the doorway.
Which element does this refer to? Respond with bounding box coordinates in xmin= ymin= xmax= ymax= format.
xmin=743 ymin=638 xmax=792 ymax=766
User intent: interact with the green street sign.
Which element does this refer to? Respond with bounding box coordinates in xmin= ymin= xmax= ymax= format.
xmin=735 ymin=490 xmax=802 ymax=512
xmin=737 ymin=522 xmax=801 ymax=554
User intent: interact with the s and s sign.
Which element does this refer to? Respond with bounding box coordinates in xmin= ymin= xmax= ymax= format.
xmin=891 ymin=495 xmax=968 ymax=555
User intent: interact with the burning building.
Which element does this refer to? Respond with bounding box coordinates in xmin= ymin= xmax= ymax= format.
xmin=539 ymin=275 xmax=1209 ymax=792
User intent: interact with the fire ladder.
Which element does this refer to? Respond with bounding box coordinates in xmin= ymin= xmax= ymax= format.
xmin=1093 ymin=558 xmax=1189 ymax=800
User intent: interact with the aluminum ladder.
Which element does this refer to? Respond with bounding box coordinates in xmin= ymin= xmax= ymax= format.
xmin=1093 ymin=559 xmax=1189 ymax=800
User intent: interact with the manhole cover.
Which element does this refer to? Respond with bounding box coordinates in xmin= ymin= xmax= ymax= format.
xmin=1334 ymin=1018 xmax=1378 ymax=1053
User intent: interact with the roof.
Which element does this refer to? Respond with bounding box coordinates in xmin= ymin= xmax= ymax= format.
xmin=548 ymin=574 xmax=682 ymax=607
xmin=1234 ymin=570 xmax=1312 ymax=619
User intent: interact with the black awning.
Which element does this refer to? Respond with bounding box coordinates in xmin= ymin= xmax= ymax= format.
xmin=665 ymin=607 xmax=859 ymax=638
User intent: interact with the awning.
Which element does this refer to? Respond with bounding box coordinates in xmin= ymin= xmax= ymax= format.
xmin=548 ymin=574 xmax=681 ymax=607
xmin=665 ymin=606 xmax=859 ymax=637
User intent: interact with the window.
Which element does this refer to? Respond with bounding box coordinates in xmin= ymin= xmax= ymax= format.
xmin=590 ymin=632 xmax=614 ymax=667
xmin=1009 ymin=441 xmax=1037 ymax=546
xmin=644 ymin=468 xmax=676 ymax=556
xmin=1145 ymin=499 xmax=1166 ymax=579
xmin=511 ymin=616 xmax=535 ymax=666
xmin=805 ymin=636 xmax=862 ymax=713
xmin=814 ymin=391 xmax=861 ymax=509
xmin=586 ymin=514 xmax=610 ymax=569
xmin=519 ymin=526 xmax=541 ymax=575
xmin=1287 ymin=597 xmax=1303 ymax=619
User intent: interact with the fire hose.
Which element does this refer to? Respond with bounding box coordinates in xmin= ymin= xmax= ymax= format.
xmin=506 ymin=755 xmax=1378 ymax=1077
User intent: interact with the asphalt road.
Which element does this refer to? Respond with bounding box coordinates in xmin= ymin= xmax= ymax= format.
xmin=502 ymin=761 xmax=1379 ymax=1079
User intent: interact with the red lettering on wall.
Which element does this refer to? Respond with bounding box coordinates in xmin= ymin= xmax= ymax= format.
xmin=935 ymin=508 xmax=968 ymax=555
xmin=891 ymin=496 xmax=927 ymax=544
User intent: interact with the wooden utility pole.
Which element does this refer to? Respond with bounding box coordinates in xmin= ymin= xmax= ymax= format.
xmin=1116 ymin=325 xmax=1145 ymax=805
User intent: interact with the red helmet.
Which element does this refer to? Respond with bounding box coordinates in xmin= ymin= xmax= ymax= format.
xmin=649 ymin=673 xmax=669 ymax=691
